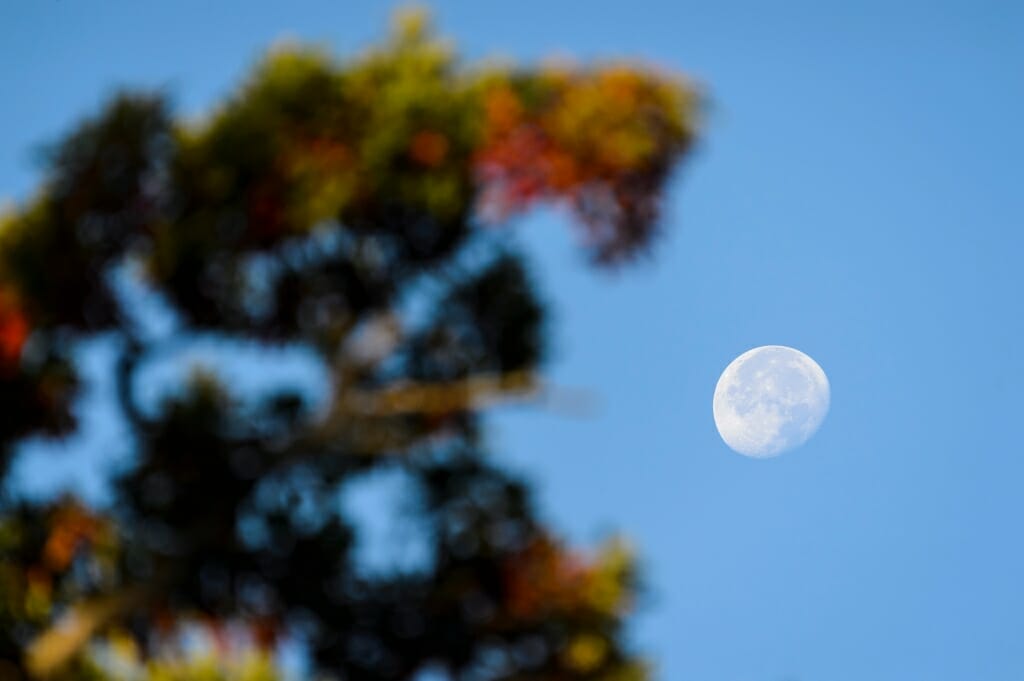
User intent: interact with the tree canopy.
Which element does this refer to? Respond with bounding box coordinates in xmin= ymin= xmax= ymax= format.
xmin=0 ymin=11 xmax=698 ymax=681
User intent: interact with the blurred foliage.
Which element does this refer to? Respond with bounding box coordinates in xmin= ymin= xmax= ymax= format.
xmin=0 ymin=8 xmax=698 ymax=681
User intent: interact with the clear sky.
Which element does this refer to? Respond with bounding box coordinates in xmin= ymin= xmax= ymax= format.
xmin=3 ymin=1 xmax=1024 ymax=680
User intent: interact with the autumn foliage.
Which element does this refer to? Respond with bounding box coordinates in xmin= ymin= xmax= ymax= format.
xmin=0 ymin=10 xmax=697 ymax=681
xmin=0 ymin=290 xmax=29 ymax=370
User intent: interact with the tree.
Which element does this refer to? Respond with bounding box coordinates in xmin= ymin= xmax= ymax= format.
xmin=0 ymin=11 xmax=698 ymax=681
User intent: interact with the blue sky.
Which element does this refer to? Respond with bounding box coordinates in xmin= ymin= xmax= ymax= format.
xmin=3 ymin=1 xmax=1024 ymax=679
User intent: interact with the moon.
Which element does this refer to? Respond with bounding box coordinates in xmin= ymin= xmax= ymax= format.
xmin=713 ymin=345 xmax=830 ymax=458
